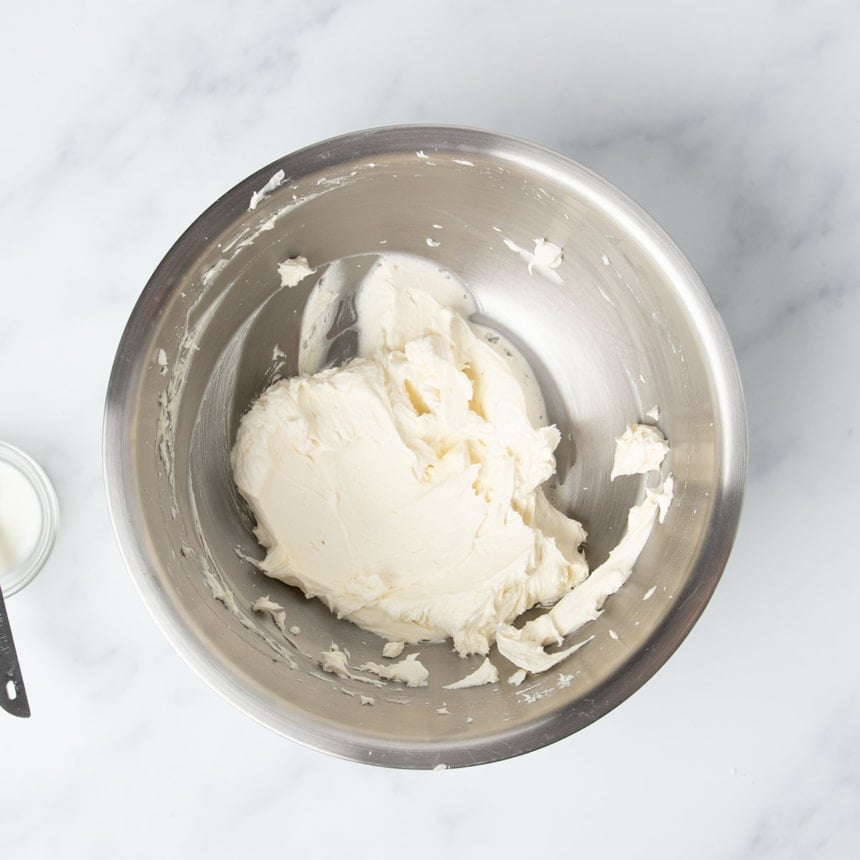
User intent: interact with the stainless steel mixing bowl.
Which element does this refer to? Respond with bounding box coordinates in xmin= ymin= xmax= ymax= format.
xmin=104 ymin=126 xmax=746 ymax=768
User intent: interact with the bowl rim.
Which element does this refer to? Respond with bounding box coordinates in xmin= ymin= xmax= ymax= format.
xmin=103 ymin=123 xmax=747 ymax=769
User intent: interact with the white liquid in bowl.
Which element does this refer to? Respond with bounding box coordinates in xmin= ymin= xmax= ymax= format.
xmin=0 ymin=460 xmax=42 ymax=575
xmin=0 ymin=442 xmax=58 ymax=596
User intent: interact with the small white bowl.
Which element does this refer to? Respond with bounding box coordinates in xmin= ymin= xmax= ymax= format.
xmin=0 ymin=442 xmax=59 ymax=596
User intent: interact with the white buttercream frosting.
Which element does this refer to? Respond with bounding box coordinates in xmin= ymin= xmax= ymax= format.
xmin=530 ymin=238 xmax=564 ymax=272
xmin=233 ymin=252 xmax=674 ymax=681
xmin=249 ymin=169 xmax=286 ymax=210
xmin=443 ymin=657 xmax=499 ymax=690
xmin=360 ymin=653 xmax=429 ymax=687
xmin=502 ymin=237 xmax=564 ymax=285
xmin=610 ymin=423 xmax=670 ymax=480
xmin=382 ymin=641 xmax=405 ymax=659
xmin=277 ymin=255 xmax=316 ymax=288
xmin=319 ymin=643 xmax=383 ymax=686
xmin=232 ymin=256 xmax=588 ymax=658
xmin=251 ymin=596 xmax=287 ymax=636
xmin=496 ymin=475 xmax=673 ymax=674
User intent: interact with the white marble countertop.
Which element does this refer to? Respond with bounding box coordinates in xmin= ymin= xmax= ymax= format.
xmin=2 ymin=1 xmax=858 ymax=856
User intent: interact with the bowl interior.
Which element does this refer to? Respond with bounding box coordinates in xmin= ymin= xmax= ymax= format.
xmin=106 ymin=127 xmax=744 ymax=768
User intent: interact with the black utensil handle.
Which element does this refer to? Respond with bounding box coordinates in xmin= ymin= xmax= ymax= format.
xmin=0 ymin=585 xmax=30 ymax=717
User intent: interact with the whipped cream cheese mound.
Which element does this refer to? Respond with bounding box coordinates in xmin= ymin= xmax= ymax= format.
xmin=232 ymin=255 xmax=588 ymax=657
